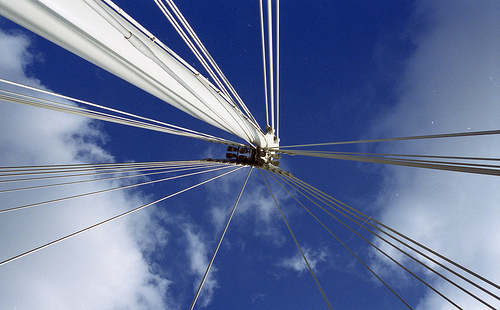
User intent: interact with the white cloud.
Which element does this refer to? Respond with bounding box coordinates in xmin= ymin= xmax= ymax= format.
xmin=369 ymin=1 xmax=500 ymax=309
xmin=181 ymin=165 xmax=298 ymax=307
xmin=205 ymin=168 xmax=292 ymax=246
xmin=227 ymin=175 xmax=291 ymax=245
xmin=0 ymin=29 xmax=173 ymax=309
xmin=184 ymin=225 xmax=218 ymax=308
xmin=0 ymin=30 xmax=35 ymax=80
xmin=278 ymin=246 xmax=328 ymax=274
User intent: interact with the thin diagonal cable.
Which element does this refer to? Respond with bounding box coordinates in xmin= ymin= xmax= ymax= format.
xmin=156 ymin=0 xmax=260 ymax=128
xmin=269 ymin=172 xmax=412 ymax=309
xmin=152 ymin=0 xmax=263 ymax=135
xmin=164 ymin=0 xmax=260 ymax=127
xmin=0 ymin=164 xmax=234 ymax=214
xmin=85 ymin=0 xmax=247 ymax=138
xmin=260 ymin=169 xmax=333 ymax=310
xmin=4 ymin=0 xmax=256 ymax=140
xmin=0 ymin=167 xmax=167 ymax=192
xmin=282 ymin=175 xmax=499 ymax=308
xmin=0 ymin=91 xmax=221 ymax=143
xmin=0 ymin=166 xmax=243 ymax=267
xmin=288 ymin=175 xmax=500 ymax=308
xmin=154 ymin=0 xmax=230 ymax=98
xmin=280 ymin=149 xmax=500 ymax=170
xmin=279 ymin=149 xmax=500 ymax=176
xmin=152 ymin=0 xmax=232 ymax=102
xmin=0 ymin=165 xmax=210 ymax=194
xmin=0 ymin=161 xmax=187 ymax=176
xmin=101 ymin=0 xmax=206 ymax=84
xmin=0 ymin=162 xmax=226 ymax=186
xmin=0 ymin=165 xmax=173 ymax=180
xmin=91 ymin=0 xmax=264 ymax=141
xmin=0 ymin=161 xmax=164 ymax=173
xmin=288 ymin=175 xmax=500 ymax=293
xmin=278 ymin=174 xmax=463 ymax=309
xmin=190 ymin=167 xmax=253 ymax=310
xmin=0 ymin=89 xmax=244 ymax=146
xmin=0 ymin=161 xmax=218 ymax=181
xmin=0 ymin=160 xmax=220 ymax=172
xmin=0 ymin=78 xmax=231 ymax=143
xmin=276 ymin=129 xmax=500 ymax=148
xmin=0 ymin=161 xmax=217 ymax=179
xmin=278 ymin=150 xmax=500 ymax=163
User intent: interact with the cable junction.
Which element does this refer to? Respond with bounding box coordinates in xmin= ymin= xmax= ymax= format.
xmin=203 ymin=144 xmax=291 ymax=177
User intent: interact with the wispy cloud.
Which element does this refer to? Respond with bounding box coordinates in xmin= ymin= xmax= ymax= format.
xmin=278 ymin=246 xmax=328 ymax=274
xmin=213 ymin=172 xmax=293 ymax=246
xmin=184 ymin=225 xmax=218 ymax=307
xmin=368 ymin=1 xmax=500 ymax=308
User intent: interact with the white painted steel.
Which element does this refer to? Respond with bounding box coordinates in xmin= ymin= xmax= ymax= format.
xmin=0 ymin=0 xmax=267 ymax=147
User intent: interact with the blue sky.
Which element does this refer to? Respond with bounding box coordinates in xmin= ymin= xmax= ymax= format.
xmin=0 ymin=1 xmax=499 ymax=309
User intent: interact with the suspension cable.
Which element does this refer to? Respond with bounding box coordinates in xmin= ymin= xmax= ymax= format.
xmin=260 ymin=169 xmax=333 ymax=310
xmin=0 ymin=164 xmax=214 ymax=194
xmin=0 ymin=165 xmax=243 ymax=267
xmin=277 ymin=130 xmax=500 ymax=148
xmin=269 ymin=172 xmax=412 ymax=309
xmin=279 ymin=149 xmax=499 ymax=170
xmin=190 ymin=167 xmax=253 ymax=310
xmin=84 ymin=0 xmax=247 ymax=137
xmin=163 ymin=0 xmax=260 ymax=127
xmin=289 ymin=175 xmax=500 ymax=290
xmin=278 ymin=175 xmax=463 ymax=309
xmin=278 ymin=149 xmax=500 ymax=176
xmin=285 ymin=175 xmax=500 ymax=306
xmin=277 ymin=149 xmax=499 ymax=162
xmin=282 ymin=175 xmax=499 ymax=309
xmin=0 ymin=78 xmax=228 ymax=142
xmin=0 ymin=162 xmax=226 ymax=189
xmin=0 ymin=164 xmax=234 ymax=214
xmin=0 ymin=160 xmax=219 ymax=172
xmin=0 ymin=164 xmax=199 ymax=183
xmin=0 ymin=87 xmax=245 ymax=146
xmin=0 ymin=161 xmax=222 ymax=177
xmin=154 ymin=0 xmax=260 ymax=128
xmin=152 ymin=0 xmax=230 ymax=100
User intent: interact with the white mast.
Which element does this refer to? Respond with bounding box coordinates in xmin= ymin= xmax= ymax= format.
xmin=0 ymin=0 xmax=267 ymax=147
